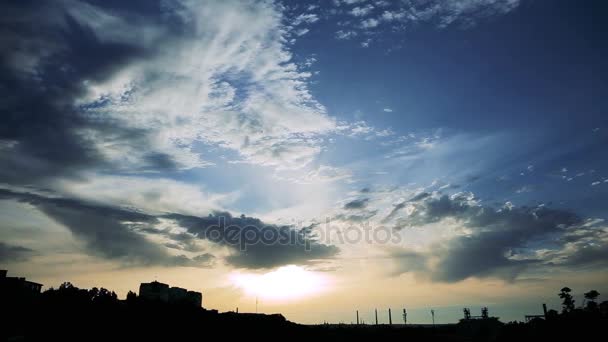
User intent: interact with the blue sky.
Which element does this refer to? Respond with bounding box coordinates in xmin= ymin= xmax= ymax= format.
xmin=1 ymin=0 xmax=607 ymax=324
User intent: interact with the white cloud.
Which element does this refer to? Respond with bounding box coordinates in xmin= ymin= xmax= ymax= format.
xmin=383 ymin=108 xmax=393 ymax=112
xmin=336 ymin=30 xmax=358 ymax=39
xmin=57 ymin=175 xmax=235 ymax=216
xmin=295 ymin=28 xmax=310 ymax=36
xmin=361 ymin=38 xmax=372 ymax=47
xmin=333 ymin=0 xmax=521 ymax=45
xmin=381 ymin=10 xmax=406 ymax=21
xmin=350 ymin=5 xmax=374 ymax=17
xmin=293 ymin=13 xmax=319 ymax=25
xmin=337 ymin=121 xmax=393 ymax=140
xmin=78 ymin=0 xmax=335 ymax=170
xmin=276 ymin=165 xmax=353 ymax=185
xmin=361 ymin=18 xmax=379 ymax=28
xmin=342 ymin=0 xmax=368 ymax=5
xmin=374 ymin=1 xmax=390 ymax=7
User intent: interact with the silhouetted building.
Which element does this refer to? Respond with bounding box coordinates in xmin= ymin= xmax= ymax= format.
xmin=186 ymin=290 xmax=202 ymax=307
xmin=0 ymin=270 xmax=43 ymax=298
xmin=139 ymin=280 xmax=202 ymax=307
xmin=169 ymin=286 xmax=187 ymax=303
xmin=139 ymin=281 xmax=169 ymax=302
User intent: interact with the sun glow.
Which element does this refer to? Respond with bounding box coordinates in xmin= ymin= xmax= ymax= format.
xmin=230 ymin=265 xmax=330 ymax=301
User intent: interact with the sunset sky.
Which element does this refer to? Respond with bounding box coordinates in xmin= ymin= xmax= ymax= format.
xmin=1 ymin=0 xmax=607 ymax=324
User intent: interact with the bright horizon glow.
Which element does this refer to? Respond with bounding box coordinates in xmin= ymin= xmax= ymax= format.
xmin=230 ymin=265 xmax=330 ymax=301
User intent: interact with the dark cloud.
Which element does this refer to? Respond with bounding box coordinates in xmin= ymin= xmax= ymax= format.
xmin=0 ymin=242 xmax=34 ymax=262
xmin=166 ymin=212 xmax=339 ymax=269
xmin=389 ymin=193 xmax=607 ymax=282
xmin=0 ymin=1 xmax=179 ymax=185
xmin=343 ymin=198 xmax=369 ymax=210
xmin=0 ymin=189 xmax=211 ymax=268
xmin=334 ymin=210 xmax=378 ymax=223
xmin=138 ymin=226 xmax=205 ymax=253
xmin=409 ymin=192 xmax=431 ymax=202
xmin=381 ymin=192 xmax=431 ymax=224
xmin=192 ymin=253 xmax=216 ymax=266
xmin=0 ymin=189 xmax=338 ymax=270
xmin=544 ymin=224 xmax=608 ymax=269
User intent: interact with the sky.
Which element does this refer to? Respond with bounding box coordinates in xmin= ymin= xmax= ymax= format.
xmin=1 ymin=0 xmax=608 ymax=324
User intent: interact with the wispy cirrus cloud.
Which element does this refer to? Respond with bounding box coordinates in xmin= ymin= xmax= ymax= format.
xmin=324 ymin=0 xmax=522 ymax=47
xmin=1 ymin=0 xmax=339 ymax=189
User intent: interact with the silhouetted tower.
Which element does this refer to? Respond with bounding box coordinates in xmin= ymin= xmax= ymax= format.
xmin=463 ymin=308 xmax=471 ymax=320
xmin=388 ymin=308 xmax=392 ymax=325
xmin=375 ymin=309 xmax=378 ymax=325
xmin=356 ymin=310 xmax=359 ymax=325
xmin=236 ymin=307 xmax=239 ymax=313
xmin=403 ymin=308 xmax=407 ymax=324
xmin=481 ymin=307 xmax=489 ymax=319
xmin=431 ymin=309 xmax=435 ymax=326
xmin=543 ymin=303 xmax=548 ymax=318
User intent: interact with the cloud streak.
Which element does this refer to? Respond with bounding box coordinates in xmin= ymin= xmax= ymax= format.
xmin=0 ymin=188 xmax=338 ymax=269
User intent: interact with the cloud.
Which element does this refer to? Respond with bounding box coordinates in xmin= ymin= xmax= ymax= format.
xmin=0 ymin=188 xmax=212 ymax=267
xmin=350 ymin=5 xmax=374 ymax=17
xmin=383 ymin=108 xmax=393 ymax=112
xmin=386 ymin=192 xmax=608 ymax=282
xmin=341 ymin=0 xmax=369 ymax=5
xmin=361 ymin=18 xmax=379 ymax=28
xmin=336 ymin=30 xmax=358 ymax=39
xmin=539 ymin=220 xmax=608 ymax=269
xmin=57 ymin=175 xmax=232 ymax=216
xmin=1 ymin=0 xmax=338 ymax=192
xmin=83 ymin=0 xmax=336 ymax=170
xmin=166 ymin=212 xmax=339 ymax=269
xmin=0 ymin=1 xmax=158 ymax=185
xmin=0 ymin=242 xmax=34 ymax=262
xmin=338 ymin=120 xmax=394 ymax=139
xmin=275 ymin=165 xmax=352 ymax=184
xmin=295 ymin=28 xmax=310 ymax=36
xmin=381 ymin=10 xmax=406 ymax=21
xmin=332 ymin=0 xmax=521 ymax=45
xmin=0 ymin=187 xmax=338 ymax=269
xmin=343 ymin=198 xmax=370 ymax=210
xmin=293 ymin=13 xmax=319 ymax=25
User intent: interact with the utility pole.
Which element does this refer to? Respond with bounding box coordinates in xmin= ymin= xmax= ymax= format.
xmin=431 ymin=309 xmax=435 ymax=326
xmin=403 ymin=308 xmax=407 ymax=324
xmin=356 ymin=310 xmax=359 ymax=325
xmin=388 ymin=308 xmax=392 ymax=325
xmin=375 ymin=309 xmax=378 ymax=325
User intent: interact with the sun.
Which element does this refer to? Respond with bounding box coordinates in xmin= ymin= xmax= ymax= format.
xmin=230 ymin=265 xmax=329 ymax=301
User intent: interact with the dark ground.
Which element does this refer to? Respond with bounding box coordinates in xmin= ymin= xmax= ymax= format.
xmin=2 ymin=285 xmax=606 ymax=341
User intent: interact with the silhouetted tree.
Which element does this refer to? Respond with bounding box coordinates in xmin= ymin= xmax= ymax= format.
xmin=126 ymin=290 xmax=137 ymax=303
xmin=584 ymin=290 xmax=600 ymax=311
xmin=559 ymin=287 xmax=575 ymax=313
xmin=59 ymin=282 xmax=74 ymax=290
xmin=91 ymin=287 xmax=118 ymax=305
